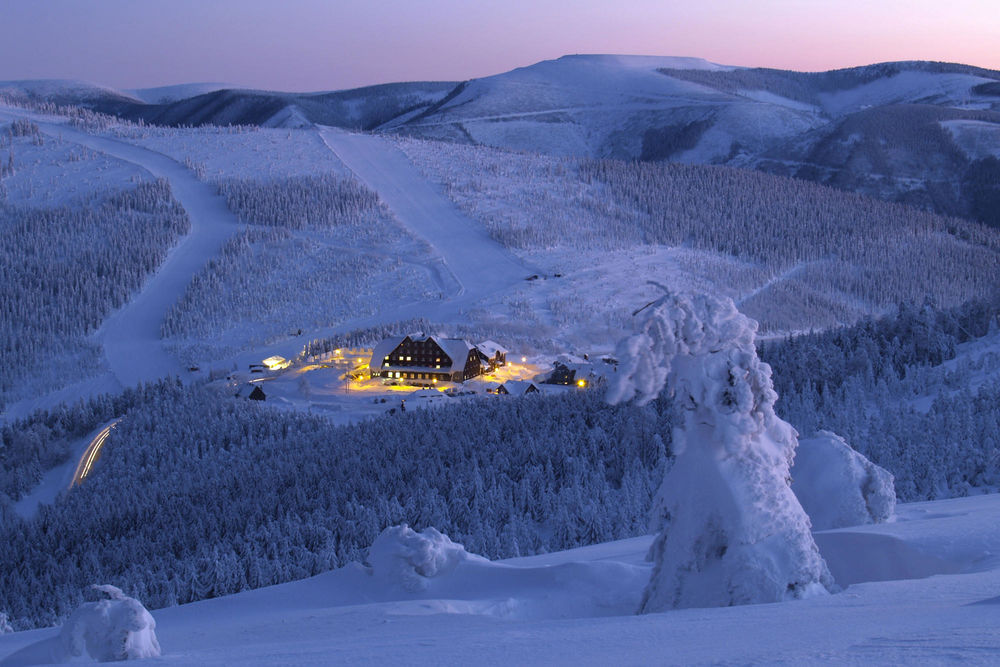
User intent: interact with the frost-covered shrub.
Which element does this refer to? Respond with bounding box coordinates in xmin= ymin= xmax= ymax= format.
xmin=610 ymin=291 xmax=834 ymax=611
xmin=792 ymin=431 xmax=896 ymax=530
xmin=367 ymin=525 xmax=476 ymax=592
xmin=59 ymin=585 xmax=160 ymax=662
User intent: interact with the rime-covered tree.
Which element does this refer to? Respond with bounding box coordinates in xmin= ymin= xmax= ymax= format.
xmin=608 ymin=289 xmax=835 ymax=611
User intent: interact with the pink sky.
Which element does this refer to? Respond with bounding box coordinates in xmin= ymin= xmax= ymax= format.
xmin=1 ymin=0 xmax=997 ymax=91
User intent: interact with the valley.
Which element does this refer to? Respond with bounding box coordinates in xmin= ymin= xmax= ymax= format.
xmin=2 ymin=51 xmax=1000 ymax=664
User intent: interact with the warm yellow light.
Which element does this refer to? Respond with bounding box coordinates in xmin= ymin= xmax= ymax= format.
xmin=262 ymin=355 xmax=291 ymax=370
xmin=432 ymin=378 xmax=438 ymax=383
xmin=577 ymin=379 xmax=586 ymax=387
xmin=521 ymin=356 xmax=527 ymax=362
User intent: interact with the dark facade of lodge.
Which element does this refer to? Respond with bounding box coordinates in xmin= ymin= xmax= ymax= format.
xmin=547 ymin=361 xmax=577 ymax=385
xmin=371 ymin=335 xmax=482 ymax=383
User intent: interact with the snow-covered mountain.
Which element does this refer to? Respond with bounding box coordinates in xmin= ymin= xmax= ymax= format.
xmin=0 ymin=79 xmax=142 ymax=108
xmin=125 ymin=83 xmax=238 ymax=105
xmin=12 ymin=55 xmax=996 ymax=224
xmin=389 ymin=57 xmax=1000 ymax=224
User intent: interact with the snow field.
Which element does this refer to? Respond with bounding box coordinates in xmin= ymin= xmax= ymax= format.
xmin=107 ymin=125 xmax=352 ymax=181
xmin=6 ymin=494 xmax=1000 ymax=664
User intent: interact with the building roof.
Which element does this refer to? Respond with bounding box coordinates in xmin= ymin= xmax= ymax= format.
xmin=369 ymin=336 xmax=406 ymax=370
xmin=500 ymin=380 xmax=538 ymax=396
xmin=431 ymin=337 xmax=475 ymax=374
xmin=478 ymin=340 xmax=508 ymax=357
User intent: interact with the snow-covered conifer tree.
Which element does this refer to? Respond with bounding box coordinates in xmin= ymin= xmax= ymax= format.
xmin=608 ymin=289 xmax=835 ymax=612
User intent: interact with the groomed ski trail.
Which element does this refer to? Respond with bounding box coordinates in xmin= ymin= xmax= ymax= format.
xmin=0 ymin=108 xmax=242 ymax=400
xmin=319 ymin=126 xmax=534 ymax=298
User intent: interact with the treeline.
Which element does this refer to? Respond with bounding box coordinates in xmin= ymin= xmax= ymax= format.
xmin=216 ymin=174 xmax=385 ymax=230
xmin=401 ymin=136 xmax=1000 ymax=330
xmin=0 ymin=386 xmax=669 ymax=629
xmin=300 ymin=319 xmax=433 ymax=359
xmin=0 ymin=181 xmax=189 ymax=406
xmin=162 ymin=174 xmax=422 ymax=351
xmin=0 ymin=380 xmax=180 ymax=502
xmin=762 ymin=298 xmax=1000 ymax=500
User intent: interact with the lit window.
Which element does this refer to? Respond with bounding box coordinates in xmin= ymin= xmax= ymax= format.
xmin=406 ymin=356 xmax=411 ymax=361
xmin=395 ymin=372 xmax=401 ymax=378
xmin=435 ymin=364 xmax=440 ymax=369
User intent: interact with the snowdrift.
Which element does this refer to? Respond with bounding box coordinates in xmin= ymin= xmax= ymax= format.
xmin=792 ymin=430 xmax=896 ymax=530
xmin=1 ymin=585 xmax=159 ymax=665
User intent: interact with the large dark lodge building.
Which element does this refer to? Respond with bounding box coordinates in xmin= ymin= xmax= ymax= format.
xmin=370 ymin=334 xmax=507 ymax=384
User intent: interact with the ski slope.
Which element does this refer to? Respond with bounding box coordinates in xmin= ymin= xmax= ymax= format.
xmin=0 ymin=107 xmax=242 ymax=391
xmin=4 ymin=495 xmax=1000 ymax=665
xmin=319 ymin=126 xmax=534 ymax=297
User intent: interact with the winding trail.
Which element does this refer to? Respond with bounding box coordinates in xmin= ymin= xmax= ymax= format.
xmin=0 ymin=108 xmax=242 ymax=420
xmin=319 ymin=127 xmax=534 ymax=297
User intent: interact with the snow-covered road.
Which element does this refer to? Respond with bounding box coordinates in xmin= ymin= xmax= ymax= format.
xmin=0 ymin=108 xmax=242 ymax=391
xmin=319 ymin=126 xmax=534 ymax=297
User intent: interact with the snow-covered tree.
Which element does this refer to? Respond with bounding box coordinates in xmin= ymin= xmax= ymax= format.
xmin=608 ymin=289 xmax=835 ymax=611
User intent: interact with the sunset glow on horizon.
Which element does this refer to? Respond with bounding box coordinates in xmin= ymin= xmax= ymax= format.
xmin=2 ymin=0 xmax=998 ymax=91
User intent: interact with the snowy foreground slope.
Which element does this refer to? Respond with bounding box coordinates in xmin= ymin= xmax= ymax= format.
xmin=4 ymin=495 xmax=1000 ymax=665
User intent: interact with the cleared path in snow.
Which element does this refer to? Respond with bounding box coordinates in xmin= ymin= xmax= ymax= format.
xmin=319 ymin=127 xmax=534 ymax=297
xmin=0 ymin=109 xmax=242 ymax=392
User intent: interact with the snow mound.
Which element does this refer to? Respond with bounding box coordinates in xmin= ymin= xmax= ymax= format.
xmin=368 ymin=525 xmax=481 ymax=592
xmin=0 ymin=585 xmax=159 ymax=665
xmin=793 ymin=431 xmax=896 ymax=530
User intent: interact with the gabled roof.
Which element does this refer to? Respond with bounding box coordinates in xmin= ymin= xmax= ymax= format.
xmin=235 ymin=383 xmax=266 ymax=399
xmin=434 ymin=337 xmax=475 ymax=373
xmin=500 ymin=380 xmax=538 ymax=396
xmin=370 ymin=336 xmax=407 ymax=370
xmin=478 ymin=340 xmax=508 ymax=357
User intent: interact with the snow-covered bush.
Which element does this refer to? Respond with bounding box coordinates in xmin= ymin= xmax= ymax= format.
xmin=792 ymin=431 xmax=895 ymax=530
xmin=0 ymin=611 xmax=12 ymax=634
xmin=0 ymin=585 xmax=159 ymax=664
xmin=367 ymin=525 xmax=475 ymax=592
xmin=609 ymin=290 xmax=834 ymax=611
